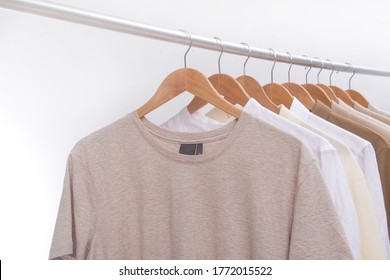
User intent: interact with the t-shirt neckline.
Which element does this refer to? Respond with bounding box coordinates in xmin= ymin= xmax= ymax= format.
xmin=130 ymin=110 xmax=248 ymax=164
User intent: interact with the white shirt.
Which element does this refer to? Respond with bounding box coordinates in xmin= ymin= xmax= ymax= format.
xmin=161 ymin=99 xmax=361 ymax=259
xmin=368 ymin=102 xmax=390 ymax=118
xmin=279 ymin=105 xmax=385 ymax=259
xmin=290 ymin=98 xmax=390 ymax=258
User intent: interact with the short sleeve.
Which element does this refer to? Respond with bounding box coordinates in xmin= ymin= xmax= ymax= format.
xmin=288 ymin=154 xmax=353 ymax=260
xmin=49 ymin=149 xmax=95 ymax=260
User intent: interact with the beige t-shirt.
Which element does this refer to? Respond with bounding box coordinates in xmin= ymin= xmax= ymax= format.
xmin=49 ymin=111 xmax=352 ymax=260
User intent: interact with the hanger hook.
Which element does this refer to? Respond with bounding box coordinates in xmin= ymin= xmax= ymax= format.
xmin=345 ymin=62 xmax=356 ymax=90
xmin=179 ymin=29 xmax=192 ymax=68
xmin=269 ymin=48 xmax=277 ymax=83
xmin=314 ymin=57 xmax=323 ymax=84
xmin=325 ymin=59 xmax=335 ymax=86
xmin=286 ymin=52 xmax=293 ymax=83
xmin=213 ymin=37 xmax=224 ymax=74
xmin=302 ymin=55 xmax=312 ymax=84
xmin=240 ymin=42 xmax=251 ymax=76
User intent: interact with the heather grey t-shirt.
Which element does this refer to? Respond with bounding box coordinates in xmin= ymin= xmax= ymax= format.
xmin=49 ymin=111 xmax=352 ymax=260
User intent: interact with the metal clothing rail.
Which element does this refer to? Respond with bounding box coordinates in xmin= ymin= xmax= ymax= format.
xmin=1 ymin=0 xmax=390 ymax=77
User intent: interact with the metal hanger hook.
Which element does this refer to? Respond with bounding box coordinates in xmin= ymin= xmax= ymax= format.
xmin=325 ymin=59 xmax=335 ymax=86
xmin=240 ymin=42 xmax=251 ymax=76
xmin=179 ymin=29 xmax=192 ymax=68
xmin=286 ymin=52 xmax=293 ymax=82
xmin=213 ymin=37 xmax=224 ymax=74
xmin=269 ymin=48 xmax=277 ymax=83
xmin=345 ymin=62 xmax=356 ymax=90
xmin=314 ymin=57 xmax=323 ymax=84
xmin=302 ymin=55 xmax=312 ymax=84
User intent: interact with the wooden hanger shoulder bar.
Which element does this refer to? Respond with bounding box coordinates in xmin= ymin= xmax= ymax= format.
xmin=237 ymin=75 xmax=279 ymax=113
xmin=187 ymin=73 xmax=250 ymax=114
xmin=346 ymin=89 xmax=369 ymax=108
xmin=137 ymin=68 xmax=241 ymax=119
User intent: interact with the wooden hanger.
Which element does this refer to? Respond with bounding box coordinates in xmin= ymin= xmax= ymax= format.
xmin=347 ymin=89 xmax=369 ymax=108
xmin=322 ymin=59 xmax=353 ymax=107
xmin=330 ymin=85 xmax=354 ymax=107
xmin=301 ymin=56 xmax=332 ymax=107
xmin=302 ymin=84 xmax=332 ymax=107
xmin=263 ymin=48 xmax=294 ymax=108
xmin=282 ymin=52 xmax=315 ymax=110
xmin=314 ymin=58 xmax=339 ymax=103
xmin=344 ymin=63 xmax=369 ymax=108
xmin=137 ymin=32 xmax=241 ymax=119
xmin=283 ymin=83 xmax=315 ymax=110
xmin=236 ymin=43 xmax=279 ymax=113
xmin=138 ymin=68 xmax=242 ymax=119
xmin=187 ymin=37 xmax=250 ymax=114
xmin=187 ymin=73 xmax=250 ymax=114
xmin=237 ymin=75 xmax=279 ymax=113
xmin=264 ymin=83 xmax=293 ymax=109
xmin=317 ymin=84 xmax=339 ymax=102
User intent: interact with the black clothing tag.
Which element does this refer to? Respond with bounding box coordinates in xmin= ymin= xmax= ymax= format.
xmin=179 ymin=143 xmax=203 ymax=155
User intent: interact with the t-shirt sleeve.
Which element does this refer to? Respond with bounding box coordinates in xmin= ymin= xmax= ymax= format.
xmin=288 ymin=155 xmax=353 ymax=260
xmin=49 ymin=149 xmax=95 ymax=260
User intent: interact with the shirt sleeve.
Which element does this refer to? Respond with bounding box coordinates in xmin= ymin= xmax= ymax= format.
xmin=288 ymin=153 xmax=353 ymax=260
xmin=362 ymin=145 xmax=390 ymax=259
xmin=49 ymin=148 xmax=95 ymax=260
xmin=317 ymin=148 xmax=360 ymax=259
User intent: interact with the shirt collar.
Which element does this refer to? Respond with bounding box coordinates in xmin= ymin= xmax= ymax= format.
xmin=312 ymin=100 xmax=332 ymax=119
xmin=279 ymin=104 xmax=305 ymax=125
xmin=289 ymin=97 xmax=311 ymax=122
xmin=337 ymin=99 xmax=351 ymax=109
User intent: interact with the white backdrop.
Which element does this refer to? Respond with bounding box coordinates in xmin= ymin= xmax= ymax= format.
xmin=1 ymin=0 xmax=390 ymax=259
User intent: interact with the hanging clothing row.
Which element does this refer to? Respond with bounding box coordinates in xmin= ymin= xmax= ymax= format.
xmin=49 ymin=31 xmax=390 ymax=260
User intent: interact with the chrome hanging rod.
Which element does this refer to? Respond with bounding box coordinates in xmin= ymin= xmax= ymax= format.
xmin=1 ymin=0 xmax=389 ymax=77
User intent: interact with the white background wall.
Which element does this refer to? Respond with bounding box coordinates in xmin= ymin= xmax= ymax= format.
xmin=1 ymin=0 xmax=390 ymax=260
